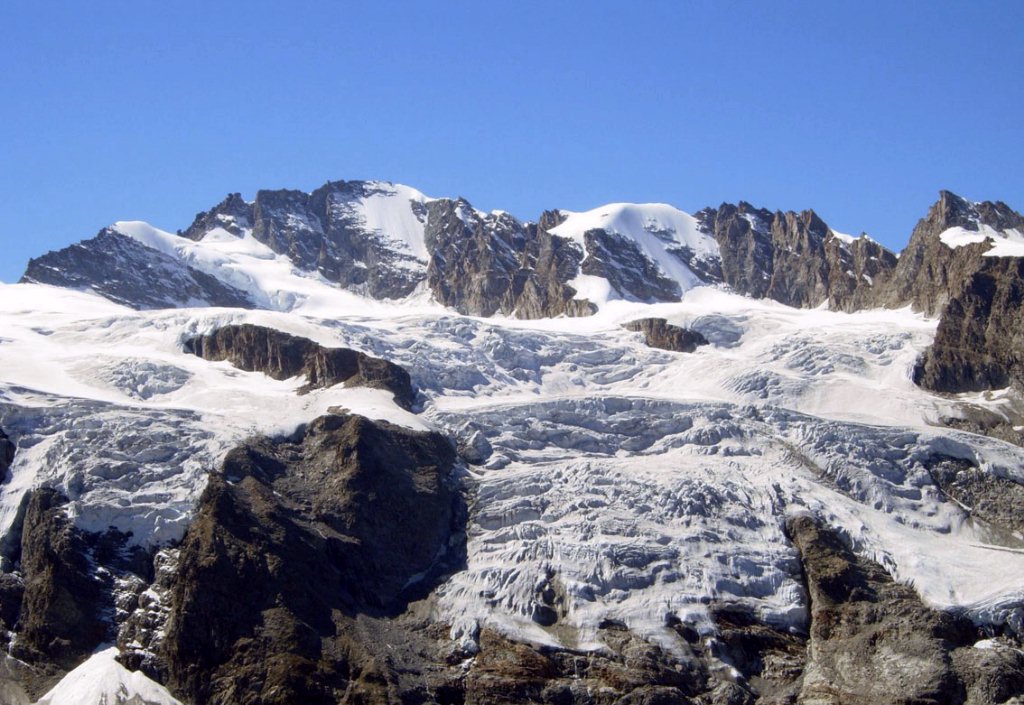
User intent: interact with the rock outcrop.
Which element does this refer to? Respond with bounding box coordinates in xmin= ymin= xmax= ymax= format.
xmin=184 ymin=324 xmax=416 ymax=409
xmin=510 ymin=212 xmax=596 ymax=318
xmin=624 ymin=318 xmax=709 ymax=353
xmin=696 ymin=202 xmax=897 ymax=311
xmin=13 ymin=489 xmax=108 ymax=671
xmin=424 ymin=199 xmax=531 ymax=316
xmin=148 ymin=413 xmax=463 ymax=705
xmin=787 ymin=513 xmax=1024 ymax=704
xmin=925 ymin=454 xmax=1024 ymax=536
xmin=0 ymin=428 xmax=13 ymax=483
xmin=914 ymin=256 xmax=1024 ymax=393
xmin=21 ymin=230 xmax=255 ymax=310
xmin=873 ymin=191 xmax=1024 ymax=316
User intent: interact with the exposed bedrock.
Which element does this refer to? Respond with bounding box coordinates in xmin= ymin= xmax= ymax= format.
xmin=623 ymin=318 xmax=710 ymax=353
xmin=874 ymin=191 xmax=1024 ymax=317
xmin=914 ymin=256 xmax=1024 ymax=394
xmin=183 ymin=323 xmax=415 ymax=409
xmin=787 ymin=514 xmax=1024 ymax=705
xmin=21 ymin=229 xmax=255 ymax=310
xmin=0 ymin=427 xmax=14 ymax=483
xmin=147 ymin=413 xmax=464 ymax=704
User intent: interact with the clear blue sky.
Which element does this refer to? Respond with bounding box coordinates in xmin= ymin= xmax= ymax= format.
xmin=2 ymin=0 xmax=1022 ymax=283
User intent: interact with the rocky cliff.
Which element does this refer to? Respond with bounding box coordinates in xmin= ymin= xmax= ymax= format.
xmin=871 ymin=191 xmax=1024 ymax=315
xmin=695 ymin=202 xmax=897 ymax=312
xmin=184 ymin=324 xmax=416 ymax=409
xmin=124 ymin=413 xmax=463 ymax=705
xmin=787 ymin=514 xmax=1024 ymax=704
xmin=914 ymin=256 xmax=1024 ymax=393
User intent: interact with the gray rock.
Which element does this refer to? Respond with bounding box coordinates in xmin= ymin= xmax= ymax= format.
xmin=696 ymin=202 xmax=897 ymax=311
xmin=511 ymin=211 xmax=596 ymax=318
xmin=425 ymin=199 xmax=528 ymax=316
xmin=925 ymin=454 xmax=1024 ymax=536
xmin=914 ymin=256 xmax=1024 ymax=393
xmin=581 ymin=229 xmax=683 ymax=302
xmin=873 ymin=191 xmax=1024 ymax=316
xmin=786 ymin=513 xmax=1024 ymax=705
xmin=21 ymin=230 xmax=255 ymax=310
xmin=181 ymin=192 xmax=253 ymax=240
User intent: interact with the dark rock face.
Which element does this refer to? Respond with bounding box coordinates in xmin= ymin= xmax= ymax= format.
xmin=914 ymin=256 xmax=1024 ymax=393
xmin=151 ymin=413 xmax=462 ymax=705
xmin=425 ymin=204 xmax=596 ymax=318
xmin=624 ymin=318 xmax=709 ymax=353
xmin=0 ymin=428 xmax=13 ymax=483
xmin=512 ymin=212 xmax=596 ymax=318
xmin=786 ymin=513 xmax=1024 ymax=704
xmin=184 ymin=324 xmax=415 ymax=409
xmin=21 ymin=230 xmax=255 ymax=310
xmin=12 ymin=489 xmax=107 ymax=670
xmin=823 ymin=232 xmax=900 ymax=312
xmin=307 ymin=181 xmax=428 ymax=298
xmin=186 ymin=181 xmax=431 ymax=299
xmin=425 ymin=199 xmax=529 ymax=316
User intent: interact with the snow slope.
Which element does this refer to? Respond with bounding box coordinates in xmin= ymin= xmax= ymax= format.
xmin=34 ymin=647 xmax=182 ymax=705
xmin=550 ymin=203 xmax=720 ymax=299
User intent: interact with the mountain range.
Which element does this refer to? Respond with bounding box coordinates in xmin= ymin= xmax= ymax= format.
xmin=2 ymin=180 xmax=1024 ymax=704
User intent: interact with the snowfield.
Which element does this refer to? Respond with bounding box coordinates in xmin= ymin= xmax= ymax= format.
xmin=4 ymin=203 xmax=1024 ymax=697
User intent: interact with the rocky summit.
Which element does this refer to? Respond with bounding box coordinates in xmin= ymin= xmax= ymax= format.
xmin=3 ymin=180 xmax=1024 ymax=704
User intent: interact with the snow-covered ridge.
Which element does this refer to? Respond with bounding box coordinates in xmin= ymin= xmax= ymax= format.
xmin=550 ymin=202 xmax=720 ymax=296
xmin=829 ymin=228 xmax=879 ymax=248
xmin=34 ymin=647 xmax=182 ymax=705
xmin=939 ymin=223 xmax=1024 ymax=257
xmin=326 ymin=180 xmax=433 ymax=262
xmin=110 ymin=220 xmax=446 ymax=316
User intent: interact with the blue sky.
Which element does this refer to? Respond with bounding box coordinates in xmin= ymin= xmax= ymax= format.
xmin=1 ymin=0 xmax=1022 ymax=283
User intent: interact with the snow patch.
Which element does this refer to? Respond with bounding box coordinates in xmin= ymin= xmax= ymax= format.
xmin=939 ymin=224 xmax=1024 ymax=257
xmin=35 ymin=646 xmax=182 ymax=705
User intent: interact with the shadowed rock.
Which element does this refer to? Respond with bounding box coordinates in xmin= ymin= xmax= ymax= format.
xmin=152 ymin=414 xmax=464 ymax=705
xmin=914 ymin=256 xmax=1024 ymax=393
xmin=184 ymin=324 xmax=416 ymax=409
xmin=624 ymin=318 xmax=709 ymax=353
xmin=13 ymin=489 xmax=107 ymax=670
xmin=0 ymin=428 xmax=13 ymax=483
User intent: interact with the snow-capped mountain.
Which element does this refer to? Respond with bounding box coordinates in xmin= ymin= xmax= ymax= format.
xmin=4 ymin=181 xmax=1024 ymax=704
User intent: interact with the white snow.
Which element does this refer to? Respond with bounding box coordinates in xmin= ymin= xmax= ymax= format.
xmin=939 ymin=224 xmax=1024 ymax=257
xmin=830 ymin=229 xmax=857 ymax=245
xmin=34 ymin=646 xmax=182 ymax=705
xmin=549 ymin=203 xmax=720 ymax=301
